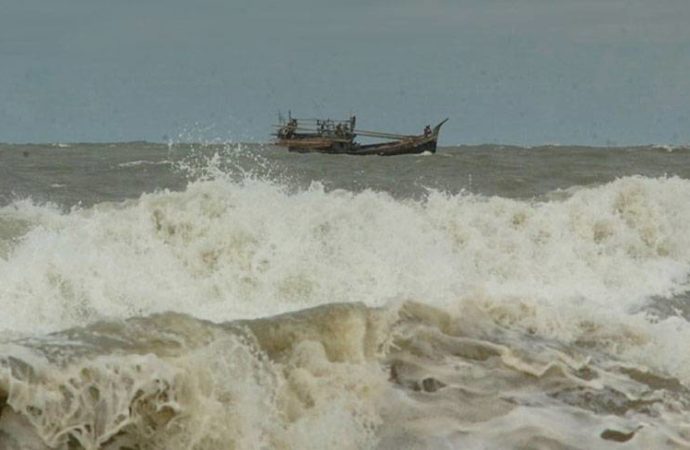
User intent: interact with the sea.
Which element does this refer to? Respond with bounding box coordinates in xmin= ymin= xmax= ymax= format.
xmin=1 ymin=142 xmax=690 ymax=449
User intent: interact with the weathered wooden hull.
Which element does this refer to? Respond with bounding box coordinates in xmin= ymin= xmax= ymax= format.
xmin=282 ymin=136 xmax=437 ymax=156
xmin=349 ymin=136 xmax=437 ymax=156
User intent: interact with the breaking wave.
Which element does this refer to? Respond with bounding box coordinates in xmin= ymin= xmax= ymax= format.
xmin=2 ymin=172 xmax=690 ymax=448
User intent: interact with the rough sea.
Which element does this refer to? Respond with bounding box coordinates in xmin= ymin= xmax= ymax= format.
xmin=1 ymin=142 xmax=690 ymax=449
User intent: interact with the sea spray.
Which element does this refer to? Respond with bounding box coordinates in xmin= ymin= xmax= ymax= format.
xmin=2 ymin=176 xmax=690 ymax=332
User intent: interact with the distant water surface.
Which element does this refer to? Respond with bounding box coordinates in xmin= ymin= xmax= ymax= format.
xmin=2 ymin=143 xmax=689 ymax=206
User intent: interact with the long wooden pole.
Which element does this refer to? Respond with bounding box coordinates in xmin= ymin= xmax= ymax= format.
xmin=353 ymin=129 xmax=416 ymax=140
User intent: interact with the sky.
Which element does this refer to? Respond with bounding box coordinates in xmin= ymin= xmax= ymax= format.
xmin=1 ymin=0 xmax=689 ymax=145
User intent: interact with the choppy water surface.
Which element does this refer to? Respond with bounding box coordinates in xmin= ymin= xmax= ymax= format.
xmin=1 ymin=142 xmax=690 ymax=449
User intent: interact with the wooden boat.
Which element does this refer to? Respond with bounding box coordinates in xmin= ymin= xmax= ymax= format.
xmin=273 ymin=115 xmax=448 ymax=156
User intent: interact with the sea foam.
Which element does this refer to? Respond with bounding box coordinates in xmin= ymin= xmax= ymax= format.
xmin=2 ymin=173 xmax=690 ymax=448
xmin=1 ymin=175 xmax=690 ymax=374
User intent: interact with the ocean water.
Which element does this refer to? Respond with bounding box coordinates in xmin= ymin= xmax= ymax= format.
xmin=1 ymin=142 xmax=690 ymax=449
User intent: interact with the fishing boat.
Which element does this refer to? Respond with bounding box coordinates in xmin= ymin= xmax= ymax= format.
xmin=273 ymin=114 xmax=448 ymax=156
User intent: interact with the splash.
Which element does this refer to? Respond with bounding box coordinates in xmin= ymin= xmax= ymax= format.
xmin=1 ymin=175 xmax=689 ymax=319
xmin=0 ymin=176 xmax=690 ymax=383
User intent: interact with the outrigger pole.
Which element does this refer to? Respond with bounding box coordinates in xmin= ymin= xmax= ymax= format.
xmin=351 ymin=129 xmax=416 ymax=140
xmin=354 ymin=119 xmax=447 ymax=139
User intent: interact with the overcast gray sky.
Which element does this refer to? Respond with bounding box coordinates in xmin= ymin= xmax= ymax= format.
xmin=1 ymin=0 xmax=689 ymax=145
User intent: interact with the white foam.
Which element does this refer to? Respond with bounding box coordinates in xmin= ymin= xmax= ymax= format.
xmin=1 ymin=175 xmax=690 ymax=378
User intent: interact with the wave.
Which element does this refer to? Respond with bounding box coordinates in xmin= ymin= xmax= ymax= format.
xmin=1 ymin=174 xmax=689 ymax=326
xmin=0 ymin=174 xmax=688 ymax=371
xmin=0 ymin=304 xmax=390 ymax=449
xmin=1 ymin=302 xmax=689 ymax=449
xmin=2 ymin=173 xmax=690 ymax=448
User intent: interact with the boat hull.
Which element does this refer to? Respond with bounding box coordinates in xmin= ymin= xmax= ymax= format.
xmin=283 ymin=136 xmax=437 ymax=156
xmin=350 ymin=136 xmax=437 ymax=156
